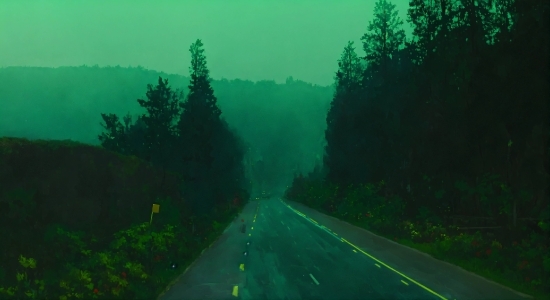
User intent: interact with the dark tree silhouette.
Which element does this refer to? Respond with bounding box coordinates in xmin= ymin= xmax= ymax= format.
xmin=136 ymin=76 xmax=182 ymax=171
xmin=98 ymin=113 xmax=127 ymax=154
xmin=324 ymin=41 xmax=366 ymax=184
xmin=313 ymin=0 xmax=548 ymax=227
xmin=177 ymin=39 xmax=246 ymax=214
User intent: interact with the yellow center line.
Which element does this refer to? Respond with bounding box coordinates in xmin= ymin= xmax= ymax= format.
xmin=341 ymin=238 xmax=447 ymax=300
xmin=282 ymin=203 xmax=448 ymax=300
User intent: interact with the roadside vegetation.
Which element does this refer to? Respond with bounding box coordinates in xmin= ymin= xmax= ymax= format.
xmin=0 ymin=197 xmax=244 ymax=300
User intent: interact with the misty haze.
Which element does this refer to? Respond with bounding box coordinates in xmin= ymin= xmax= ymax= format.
xmin=0 ymin=1 xmax=548 ymax=300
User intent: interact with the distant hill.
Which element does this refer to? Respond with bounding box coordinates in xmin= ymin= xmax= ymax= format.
xmin=0 ymin=65 xmax=332 ymax=181
xmin=0 ymin=66 xmax=189 ymax=144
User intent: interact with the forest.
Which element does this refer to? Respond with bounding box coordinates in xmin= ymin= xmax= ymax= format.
xmin=286 ymin=0 xmax=549 ymax=298
xmin=0 ymin=0 xmax=548 ymax=299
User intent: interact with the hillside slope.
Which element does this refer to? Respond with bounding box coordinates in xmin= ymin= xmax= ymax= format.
xmin=0 ymin=137 xmax=189 ymax=281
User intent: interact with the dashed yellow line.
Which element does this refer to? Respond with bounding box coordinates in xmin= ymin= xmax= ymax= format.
xmin=239 ymin=264 xmax=245 ymax=271
xmin=401 ymin=280 xmax=409 ymax=286
xmin=232 ymin=285 xmax=239 ymax=297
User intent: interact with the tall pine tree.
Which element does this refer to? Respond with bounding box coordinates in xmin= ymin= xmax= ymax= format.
xmin=359 ymin=0 xmax=407 ymax=185
xmin=325 ymin=41 xmax=367 ymax=184
xmin=177 ymin=39 xmax=227 ymax=214
xmin=361 ymin=0 xmax=406 ymax=80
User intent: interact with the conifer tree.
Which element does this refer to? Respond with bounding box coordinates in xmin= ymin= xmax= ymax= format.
xmin=325 ymin=41 xmax=368 ymax=184
xmin=136 ymin=76 xmax=182 ymax=170
xmin=334 ymin=41 xmax=363 ymax=95
xmin=177 ymin=39 xmax=222 ymax=183
xmin=360 ymin=0 xmax=406 ymax=122
xmin=361 ymin=0 xmax=406 ymax=77
xmin=177 ymin=39 xmax=247 ymax=214
xmin=98 ymin=113 xmax=127 ymax=154
xmin=407 ymin=0 xmax=443 ymax=64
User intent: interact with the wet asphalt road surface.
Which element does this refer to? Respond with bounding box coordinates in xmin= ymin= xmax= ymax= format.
xmin=158 ymin=197 xmax=533 ymax=300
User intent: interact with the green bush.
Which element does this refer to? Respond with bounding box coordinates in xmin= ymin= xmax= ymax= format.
xmin=416 ymin=206 xmax=442 ymax=225
xmin=334 ymin=182 xmax=405 ymax=234
xmin=0 ymin=255 xmax=45 ymax=299
xmin=0 ymin=221 xmax=181 ymax=299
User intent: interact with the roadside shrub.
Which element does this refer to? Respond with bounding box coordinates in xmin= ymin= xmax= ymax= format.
xmin=0 ymin=255 xmax=45 ymax=299
xmin=326 ymin=182 xmax=406 ymax=235
xmin=0 ymin=221 xmax=179 ymax=299
xmin=416 ymin=206 xmax=442 ymax=225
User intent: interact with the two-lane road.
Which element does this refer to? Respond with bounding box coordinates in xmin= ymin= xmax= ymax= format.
xmin=240 ymin=198 xmax=443 ymax=300
xmin=158 ymin=197 xmax=533 ymax=300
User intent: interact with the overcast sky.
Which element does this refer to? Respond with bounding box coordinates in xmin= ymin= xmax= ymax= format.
xmin=1 ymin=0 xmax=413 ymax=86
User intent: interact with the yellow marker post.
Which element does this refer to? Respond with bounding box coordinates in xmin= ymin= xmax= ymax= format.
xmin=150 ymin=203 xmax=160 ymax=224
xmin=148 ymin=203 xmax=161 ymax=266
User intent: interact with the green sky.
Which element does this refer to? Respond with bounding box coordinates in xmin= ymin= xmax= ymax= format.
xmin=0 ymin=0 xmax=413 ymax=86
